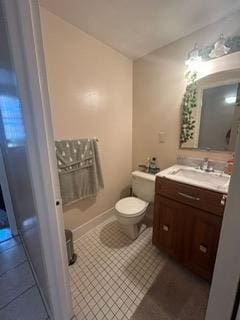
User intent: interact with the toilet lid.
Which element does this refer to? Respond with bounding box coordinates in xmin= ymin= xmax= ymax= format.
xmin=115 ymin=197 xmax=148 ymax=217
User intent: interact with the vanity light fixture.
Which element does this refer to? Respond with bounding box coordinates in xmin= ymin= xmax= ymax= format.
xmin=209 ymin=33 xmax=230 ymax=59
xmin=225 ymin=96 xmax=237 ymax=104
xmin=185 ymin=43 xmax=202 ymax=68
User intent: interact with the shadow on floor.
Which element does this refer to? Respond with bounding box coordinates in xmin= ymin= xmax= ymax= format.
xmin=99 ymin=216 xmax=154 ymax=250
xmin=131 ymin=258 xmax=210 ymax=320
xmin=99 ymin=220 xmax=134 ymax=248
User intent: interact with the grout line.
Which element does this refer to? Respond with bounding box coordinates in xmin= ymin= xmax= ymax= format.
xmin=18 ymin=233 xmax=51 ymax=318
xmin=0 ymin=236 xmax=12 ymax=244
xmin=73 ymin=216 xmax=116 ymax=244
xmin=0 ymin=259 xmax=27 ymax=277
xmin=69 ymin=222 xmax=161 ymax=320
xmin=0 ymin=240 xmax=21 ymax=254
xmin=0 ymin=234 xmax=19 ymax=245
xmin=0 ymin=284 xmax=36 ymax=311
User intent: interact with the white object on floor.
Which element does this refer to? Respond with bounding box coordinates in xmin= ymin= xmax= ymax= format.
xmin=115 ymin=171 xmax=155 ymax=239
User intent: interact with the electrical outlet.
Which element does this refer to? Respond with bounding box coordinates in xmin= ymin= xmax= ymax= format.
xmin=158 ymin=132 xmax=166 ymax=143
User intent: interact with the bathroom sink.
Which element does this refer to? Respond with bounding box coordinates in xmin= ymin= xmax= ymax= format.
xmin=171 ymin=168 xmax=229 ymax=186
xmin=157 ymin=165 xmax=230 ymax=193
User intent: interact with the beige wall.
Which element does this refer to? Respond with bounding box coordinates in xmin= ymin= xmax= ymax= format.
xmin=40 ymin=8 xmax=133 ymax=230
xmin=40 ymin=7 xmax=240 ymax=230
xmin=133 ymin=11 xmax=240 ymax=171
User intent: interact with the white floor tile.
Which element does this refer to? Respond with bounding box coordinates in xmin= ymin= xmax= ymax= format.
xmin=69 ymin=219 xmax=166 ymax=319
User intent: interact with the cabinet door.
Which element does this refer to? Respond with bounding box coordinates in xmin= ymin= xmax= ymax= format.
xmin=153 ymin=195 xmax=186 ymax=260
xmin=184 ymin=207 xmax=222 ymax=280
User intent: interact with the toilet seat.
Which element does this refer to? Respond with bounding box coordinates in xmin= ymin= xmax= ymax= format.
xmin=115 ymin=197 xmax=148 ymax=217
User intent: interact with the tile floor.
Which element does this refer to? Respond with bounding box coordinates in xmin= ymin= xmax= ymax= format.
xmin=69 ymin=218 xmax=166 ymax=320
xmin=131 ymin=258 xmax=209 ymax=320
xmin=0 ymin=209 xmax=11 ymax=243
xmin=0 ymin=235 xmax=48 ymax=320
xmin=0 ymin=228 xmax=11 ymax=243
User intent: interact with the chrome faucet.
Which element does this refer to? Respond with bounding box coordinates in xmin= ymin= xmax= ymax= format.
xmin=200 ymin=157 xmax=214 ymax=172
xmin=201 ymin=157 xmax=209 ymax=171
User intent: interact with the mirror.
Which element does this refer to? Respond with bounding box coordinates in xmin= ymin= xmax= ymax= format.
xmin=180 ymin=70 xmax=240 ymax=151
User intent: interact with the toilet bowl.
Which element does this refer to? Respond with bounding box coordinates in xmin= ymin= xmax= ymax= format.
xmin=115 ymin=171 xmax=155 ymax=240
xmin=115 ymin=197 xmax=148 ymax=239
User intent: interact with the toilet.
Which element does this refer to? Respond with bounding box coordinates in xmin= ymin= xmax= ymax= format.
xmin=115 ymin=171 xmax=156 ymax=239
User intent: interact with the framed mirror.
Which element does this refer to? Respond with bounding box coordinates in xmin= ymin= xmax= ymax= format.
xmin=180 ymin=69 xmax=240 ymax=151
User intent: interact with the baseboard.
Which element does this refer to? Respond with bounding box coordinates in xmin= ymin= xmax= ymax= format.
xmin=72 ymin=207 xmax=115 ymax=240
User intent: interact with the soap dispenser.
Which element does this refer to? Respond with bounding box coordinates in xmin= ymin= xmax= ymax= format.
xmin=138 ymin=156 xmax=160 ymax=174
xmin=149 ymin=157 xmax=160 ymax=174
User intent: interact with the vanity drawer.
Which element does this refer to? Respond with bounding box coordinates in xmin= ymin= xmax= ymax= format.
xmin=155 ymin=177 xmax=225 ymax=216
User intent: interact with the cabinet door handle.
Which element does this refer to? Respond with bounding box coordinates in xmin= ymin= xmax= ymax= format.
xmin=221 ymin=195 xmax=227 ymax=206
xmin=199 ymin=244 xmax=207 ymax=253
xmin=178 ymin=192 xmax=200 ymax=201
xmin=162 ymin=224 xmax=169 ymax=232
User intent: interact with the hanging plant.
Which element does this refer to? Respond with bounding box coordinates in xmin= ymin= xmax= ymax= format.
xmin=180 ymin=70 xmax=198 ymax=145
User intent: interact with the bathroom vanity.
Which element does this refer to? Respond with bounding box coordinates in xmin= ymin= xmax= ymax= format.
xmin=153 ymin=165 xmax=230 ymax=281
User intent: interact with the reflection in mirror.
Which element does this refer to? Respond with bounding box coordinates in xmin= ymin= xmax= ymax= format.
xmin=199 ymin=83 xmax=239 ymax=151
xmin=180 ymin=71 xmax=240 ymax=151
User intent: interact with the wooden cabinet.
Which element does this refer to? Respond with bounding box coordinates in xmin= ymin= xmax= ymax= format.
xmin=183 ymin=206 xmax=222 ymax=280
xmin=153 ymin=195 xmax=187 ymax=261
xmin=153 ymin=177 xmax=225 ymax=281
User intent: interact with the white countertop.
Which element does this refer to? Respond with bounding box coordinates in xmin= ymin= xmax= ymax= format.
xmin=156 ymin=164 xmax=230 ymax=194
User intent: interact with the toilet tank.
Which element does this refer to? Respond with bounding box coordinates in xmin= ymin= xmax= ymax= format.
xmin=132 ymin=171 xmax=156 ymax=203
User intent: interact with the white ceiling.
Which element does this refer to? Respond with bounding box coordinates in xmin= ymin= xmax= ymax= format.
xmin=40 ymin=0 xmax=240 ymax=59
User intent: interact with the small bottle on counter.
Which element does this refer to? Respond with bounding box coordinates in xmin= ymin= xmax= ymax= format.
xmin=224 ymin=154 xmax=234 ymax=175
xmin=149 ymin=157 xmax=160 ymax=174
xmin=138 ymin=156 xmax=160 ymax=174
xmin=146 ymin=157 xmax=151 ymax=173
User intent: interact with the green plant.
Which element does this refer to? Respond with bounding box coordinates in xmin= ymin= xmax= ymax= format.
xmin=180 ymin=70 xmax=198 ymax=145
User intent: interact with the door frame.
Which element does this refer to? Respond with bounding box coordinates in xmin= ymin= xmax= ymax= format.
xmin=2 ymin=1 xmax=74 ymax=319
xmin=0 ymin=147 xmax=18 ymax=236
